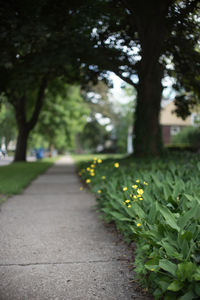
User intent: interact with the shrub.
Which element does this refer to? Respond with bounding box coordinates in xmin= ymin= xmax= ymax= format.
xmin=171 ymin=126 xmax=200 ymax=149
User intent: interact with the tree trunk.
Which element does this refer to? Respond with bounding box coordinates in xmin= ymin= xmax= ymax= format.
xmin=14 ymin=127 xmax=29 ymax=162
xmin=132 ymin=1 xmax=172 ymax=156
xmin=133 ymin=62 xmax=164 ymax=156
xmin=13 ymin=77 xmax=47 ymax=162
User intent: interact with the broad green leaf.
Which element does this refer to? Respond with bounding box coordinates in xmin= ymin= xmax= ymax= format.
xmin=158 ymin=204 xmax=180 ymax=231
xmin=177 ymin=290 xmax=196 ymax=300
xmin=158 ymin=278 xmax=171 ymax=292
xmin=151 ymin=173 xmax=163 ymax=188
xmin=184 ymin=193 xmax=195 ymax=202
xmin=129 ymin=202 xmax=145 ymax=219
xmin=159 ymin=259 xmax=177 ymax=276
xmin=181 ymin=239 xmax=190 ymax=259
xmin=172 ymin=181 xmax=182 ymax=198
xmin=148 ymin=203 xmax=157 ymax=223
xmin=109 ymin=211 xmax=133 ymax=222
xmin=153 ymin=288 xmax=163 ymax=299
xmin=176 ymin=262 xmax=196 ymax=281
xmin=163 ymin=185 xmax=171 ymax=200
xmin=178 ymin=202 xmax=199 ymax=229
xmin=161 ymin=241 xmax=183 ymax=260
xmin=167 ymin=280 xmax=184 ymax=291
xmin=145 ymin=258 xmax=159 ymax=271
xmin=193 ymin=267 xmax=200 ymax=281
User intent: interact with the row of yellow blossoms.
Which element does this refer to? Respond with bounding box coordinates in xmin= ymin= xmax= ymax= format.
xmin=78 ymin=158 xmax=119 ymax=190
xmin=79 ymin=157 xmax=148 ymax=228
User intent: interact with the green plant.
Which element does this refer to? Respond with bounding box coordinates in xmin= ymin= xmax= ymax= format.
xmin=77 ymin=153 xmax=200 ymax=299
xmin=171 ymin=126 xmax=200 ymax=149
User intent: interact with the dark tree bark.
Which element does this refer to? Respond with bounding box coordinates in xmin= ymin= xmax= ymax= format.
xmin=13 ymin=77 xmax=48 ymax=162
xmin=134 ymin=62 xmax=164 ymax=156
xmin=131 ymin=0 xmax=173 ymax=156
xmin=14 ymin=126 xmax=29 ymax=161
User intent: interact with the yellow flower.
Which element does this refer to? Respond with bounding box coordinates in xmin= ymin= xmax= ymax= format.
xmin=136 ymin=179 xmax=140 ymax=183
xmin=97 ymin=190 xmax=101 ymax=194
xmin=90 ymin=173 xmax=95 ymax=176
xmin=91 ymin=164 xmax=95 ymax=168
xmin=80 ymin=187 xmax=83 ymax=191
xmin=128 ymin=205 xmax=131 ymax=208
xmin=139 ymin=198 xmax=143 ymax=201
xmin=137 ymin=194 xmax=142 ymax=198
xmin=93 ymin=157 xmax=97 ymax=161
xmin=87 ymin=167 xmax=91 ymax=171
xmin=133 ymin=195 xmax=137 ymax=199
xmin=114 ymin=162 xmax=119 ymax=168
xmin=123 ymin=187 xmax=128 ymax=191
xmin=137 ymin=223 xmax=141 ymax=227
xmin=151 ymin=268 xmax=155 ymax=271
xmin=137 ymin=189 xmax=144 ymax=195
xmin=144 ymin=181 xmax=148 ymax=185
xmin=102 ymin=176 xmax=106 ymax=180
xmin=86 ymin=179 xmax=91 ymax=183
xmin=125 ymin=199 xmax=130 ymax=203
xmin=97 ymin=159 xmax=102 ymax=163
xmin=132 ymin=185 xmax=138 ymax=189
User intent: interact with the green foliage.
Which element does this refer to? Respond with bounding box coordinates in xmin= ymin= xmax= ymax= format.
xmin=79 ymin=120 xmax=108 ymax=152
xmin=80 ymin=82 xmax=135 ymax=153
xmin=0 ymin=96 xmax=17 ymax=148
xmin=77 ymin=153 xmax=200 ymax=299
xmin=80 ymin=81 xmax=116 ymax=152
xmin=171 ymin=126 xmax=200 ymax=148
xmin=0 ymin=157 xmax=58 ymax=195
xmin=29 ymin=82 xmax=89 ymax=152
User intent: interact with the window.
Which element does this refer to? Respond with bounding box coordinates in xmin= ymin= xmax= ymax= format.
xmin=170 ymin=126 xmax=181 ymax=135
xmin=191 ymin=113 xmax=200 ymax=126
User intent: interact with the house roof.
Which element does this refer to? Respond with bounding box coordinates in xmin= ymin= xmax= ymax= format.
xmin=160 ymin=101 xmax=191 ymax=126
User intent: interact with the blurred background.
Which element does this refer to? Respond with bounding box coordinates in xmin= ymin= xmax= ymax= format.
xmin=0 ymin=1 xmax=200 ymax=163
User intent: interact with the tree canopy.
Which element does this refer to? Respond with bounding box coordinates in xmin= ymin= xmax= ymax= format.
xmin=0 ymin=0 xmax=200 ymax=159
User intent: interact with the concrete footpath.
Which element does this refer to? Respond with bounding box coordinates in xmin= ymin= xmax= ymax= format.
xmin=0 ymin=156 xmax=150 ymax=300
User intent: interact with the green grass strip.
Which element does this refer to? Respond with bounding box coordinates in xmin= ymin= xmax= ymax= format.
xmin=0 ymin=156 xmax=58 ymax=195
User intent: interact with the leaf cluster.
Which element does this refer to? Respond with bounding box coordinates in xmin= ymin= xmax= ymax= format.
xmin=79 ymin=152 xmax=200 ymax=299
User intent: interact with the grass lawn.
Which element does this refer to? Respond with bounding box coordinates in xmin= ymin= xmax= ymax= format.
xmin=0 ymin=156 xmax=58 ymax=197
xmin=75 ymin=152 xmax=200 ymax=299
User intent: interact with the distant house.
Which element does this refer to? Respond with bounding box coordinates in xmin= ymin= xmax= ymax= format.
xmin=160 ymin=101 xmax=200 ymax=144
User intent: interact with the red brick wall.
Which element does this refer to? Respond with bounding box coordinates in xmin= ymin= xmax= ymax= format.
xmin=162 ymin=125 xmax=171 ymax=144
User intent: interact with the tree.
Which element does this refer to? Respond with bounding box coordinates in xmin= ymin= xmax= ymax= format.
xmin=168 ymin=8 xmax=200 ymax=120
xmin=30 ymin=82 xmax=90 ymax=153
xmin=82 ymin=0 xmax=200 ymax=156
xmin=0 ymin=0 xmax=101 ymax=161
xmin=1 ymin=0 xmax=199 ymax=159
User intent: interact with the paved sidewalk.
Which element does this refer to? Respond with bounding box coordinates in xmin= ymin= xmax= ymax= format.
xmin=0 ymin=156 xmax=150 ymax=300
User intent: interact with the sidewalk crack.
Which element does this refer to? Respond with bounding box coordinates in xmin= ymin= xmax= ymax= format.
xmin=0 ymin=258 xmax=129 ymax=267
